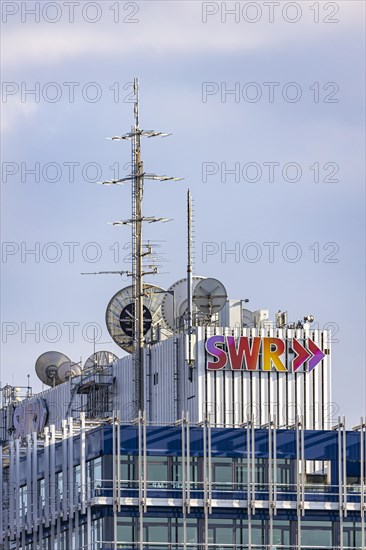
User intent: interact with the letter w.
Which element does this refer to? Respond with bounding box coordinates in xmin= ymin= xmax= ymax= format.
xmin=226 ymin=336 xmax=261 ymax=370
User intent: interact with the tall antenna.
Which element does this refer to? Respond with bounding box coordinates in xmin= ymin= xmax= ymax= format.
xmin=99 ymin=78 xmax=182 ymax=414
xmin=187 ymin=189 xmax=194 ymax=366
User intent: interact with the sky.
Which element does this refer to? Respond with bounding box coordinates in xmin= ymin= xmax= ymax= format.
xmin=1 ymin=0 xmax=365 ymax=426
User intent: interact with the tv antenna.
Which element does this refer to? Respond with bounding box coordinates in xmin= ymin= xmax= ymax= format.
xmin=96 ymin=78 xmax=182 ymax=415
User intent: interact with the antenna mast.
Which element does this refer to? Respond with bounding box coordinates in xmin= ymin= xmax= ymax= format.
xmin=132 ymin=78 xmax=144 ymax=414
xmin=99 ymin=78 xmax=182 ymax=415
xmin=187 ymin=189 xmax=194 ymax=366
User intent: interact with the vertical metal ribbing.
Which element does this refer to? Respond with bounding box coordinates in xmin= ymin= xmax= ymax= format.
xmin=55 ymin=516 xmax=59 ymax=549
xmin=43 ymin=426 xmax=50 ymax=527
xmin=68 ymin=417 xmax=74 ymax=520
xmin=247 ymin=418 xmax=251 ymax=550
xmin=296 ymin=417 xmax=301 ymax=550
xmin=143 ymin=413 xmax=147 ymax=513
xmin=301 ymin=416 xmax=305 ymax=517
xmin=187 ymin=412 xmax=191 ymax=513
xmin=68 ymin=516 xmax=73 ymax=550
xmin=86 ymin=504 xmax=92 ymax=548
xmin=138 ymin=411 xmax=143 ymax=550
xmin=61 ymin=420 xmax=67 ymax=520
xmin=9 ymin=441 xmax=14 ymax=539
xmin=181 ymin=414 xmax=187 ymax=550
xmin=251 ymin=416 xmax=255 ymax=516
xmin=15 ymin=439 xmax=20 ymax=538
xmin=112 ymin=412 xmax=117 ymax=550
xmin=112 ymin=412 xmax=116 ymax=508
xmin=50 ymin=425 xmax=56 ymax=526
xmin=26 ymin=434 xmax=32 ymax=534
xmin=117 ymin=411 xmax=121 ymax=513
xmin=203 ymin=418 xmax=208 ymax=550
xmin=32 ymin=432 xmax=38 ymax=529
xmin=342 ymin=416 xmax=347 ymax=518
xmin=361 ymin=417 xmax=365 ymax=550
xmin=273 ymin=415 xmax=277 ymax=515
xmin=268 ymin=417 xmax=273 ymax=548
xmin=0 ymin=445 xmax=3 ymax=544
xmin=338 ymin=417 xmax=344 ymax=550
xmin=208 ymin=416 xmax=212 ymax=513
xmin=38 ymin=523 xmax=43 ymax=549
xmin=80 ymin=413 xmax=86 ymax=516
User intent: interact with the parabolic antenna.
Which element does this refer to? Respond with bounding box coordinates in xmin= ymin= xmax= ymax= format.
xmin=161 ymin=276 xmax=206 ymax=332
xmin=84 ymin=351 xmax=119 ymax=371
xmin=35 ymin=351 xmax=71 ymax=387
xmin=242 ymin=308 xmax=254 ymax=328
xmin=58 ymin=361 xmax=82 ymax=383
xmin=193 ymin=278 xmax=227 ymax=315
xmin=105 ymin=284 xmax=168 ymax=353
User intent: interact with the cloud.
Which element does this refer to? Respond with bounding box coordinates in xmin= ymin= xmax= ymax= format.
xmin=3 ymin=0 xmax=363 ymax=69
xmin=0 ymin=99 xmax=39 ymax=135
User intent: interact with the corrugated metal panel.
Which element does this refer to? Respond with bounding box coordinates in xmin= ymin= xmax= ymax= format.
xmin=112 ymin=354 xmax=134 ymax=421
xmin=0 ymin=323 xmax=332 ymax=439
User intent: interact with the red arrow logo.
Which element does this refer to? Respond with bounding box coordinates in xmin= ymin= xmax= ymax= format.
xmin=307 ymin=338 xmax=325 ymax=372
xmin=292 ymin=338 xmax=310 ymax=372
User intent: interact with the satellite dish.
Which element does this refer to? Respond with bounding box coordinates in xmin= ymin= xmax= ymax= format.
xmin=35 ymin=351 xmax=70 ymax=387
xmin=105 ymin=284 xmax=169 ymax=353
xmin=58 ymin=361 xmax=82 ymax=383
xmin=242 ymin=308 xmax=254 ymax=328
xmin=193 ymin=278 xmax=227 ymax=315
xmin=84 ymin=351 xmax=119 ymax=371
xmin=161 ymin=276 xmax=206 ymax=331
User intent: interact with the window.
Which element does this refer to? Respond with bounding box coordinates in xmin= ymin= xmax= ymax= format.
xmin=212 ymin=457 xmax=234 ymax=489
xmin=56 ymin=471 xmax=63 ymax=506
xmin=19 ymin=485 xmax=28 ymax=520
xmin=87 ymin=456 xmax=102 ymax=496
xmin=143 ymin=517 xmax=169 ymax=543
xmin=73 ymin=464 xmax=81 ymax=502
xmin=147 ymin=456 xmax=169 ymax=483
xmin=301 ymin=520 xmax=332 ymax=546
xmin=175 ymin=517 xmax=198 ymax=544
xmin=117 ymin=517 xmax=135 ymax=543
xmin=343 ymin=519 xmax=363 ymax=548
xmin=37 ymin=478 xmax=45 ymax=512
xmin=208 ymin=518 xmax=235 ymax=545
xmin=120 ymin=455 xmax=135 ymax=487
xmin=92 ymin=518 xmax=103 ymax=548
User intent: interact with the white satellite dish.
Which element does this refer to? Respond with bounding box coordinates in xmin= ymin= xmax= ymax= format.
xmin=58 ymin=361 xmax=82 ymax=383
xmin=84 ymin=351 xmax=119 ymax=371
xmin=193 ymin=278 xmax=227 ymax=315
xmin=105 ymin=284 xmax=170 ymax=353
xmin=242 ymin=308 xmax=254 ymax=328
xmin=161 ymin=276 xmax=206 ymax=331
xmin=35 ymin=351 xmax=71 ymax=387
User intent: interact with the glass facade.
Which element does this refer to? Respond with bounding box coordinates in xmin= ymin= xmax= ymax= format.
xmin=3 ymin=424 xmax=365 ymax=550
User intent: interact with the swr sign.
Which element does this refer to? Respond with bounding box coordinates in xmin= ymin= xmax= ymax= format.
xmin=205 ymin=336 xmax=325 ymax=373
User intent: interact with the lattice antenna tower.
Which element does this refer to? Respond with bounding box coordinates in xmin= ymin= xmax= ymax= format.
xmin=99 ymin=78 xmax=182 ymax=414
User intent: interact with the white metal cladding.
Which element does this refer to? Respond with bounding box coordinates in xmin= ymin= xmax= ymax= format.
xmin=111 ymin=353 xmax=134 ymax=422
xmin=195 ymin=326 xmax=331 ymax=429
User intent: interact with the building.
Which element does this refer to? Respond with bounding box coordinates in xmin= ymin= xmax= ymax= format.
xmin=1 ymin=81 xmax=365 ymax=549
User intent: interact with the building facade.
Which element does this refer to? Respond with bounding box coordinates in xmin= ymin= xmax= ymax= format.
xmin=0 ymin=324 xmax=365 ymax=549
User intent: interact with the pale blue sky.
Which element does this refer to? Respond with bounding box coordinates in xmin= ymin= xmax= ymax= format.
xmin=1 ymin=1 xmax=365 ymax=425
